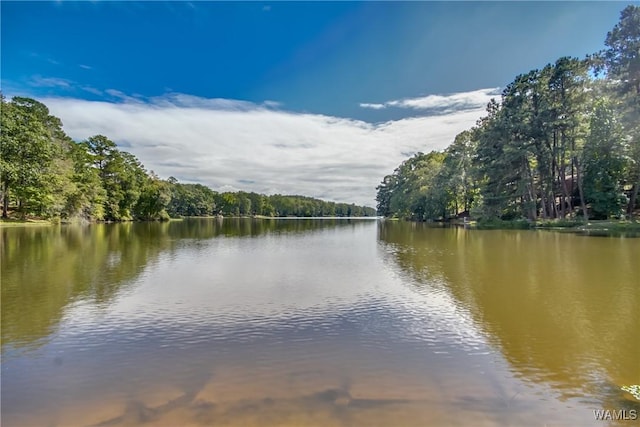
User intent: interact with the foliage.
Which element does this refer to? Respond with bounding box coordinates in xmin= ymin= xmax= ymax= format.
xmin=1 ymin=97 xmax=60 ymax=218
xmin=475 ymin=218 xmax=531 ymax=230
xmin=582 ymin=100 xmax=628 ymax=219
xmin=534 ymin=219 xmax=583 ymax=228
xmin=167 ymin=180 xmax=217 ymax=217
xmin=377 ymin=7 xmax=640 ymax=222
xmin=1 ymin=96 xmax=374 ymax=221
xmin=376 ymin=151 xmax=447 ymax=220
xmin=214 ymin=191 xmax=375 ymax=217
xmin=601 ymin=5 xmax=640 ymax=215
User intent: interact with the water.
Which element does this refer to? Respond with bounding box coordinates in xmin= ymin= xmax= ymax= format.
xmin=1 ymin=219 xmax=638 ymax=426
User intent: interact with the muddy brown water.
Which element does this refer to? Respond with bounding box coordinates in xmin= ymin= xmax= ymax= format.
xmin=1 ymin=219 xmax=638 ymax=426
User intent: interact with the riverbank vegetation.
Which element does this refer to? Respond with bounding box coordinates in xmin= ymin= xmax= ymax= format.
xmin=167 ymin=181 xmax=375 ymax=218
xmin=376 ymin=5 xmax=640 ymax=224
xmin=0 ymin=97 xmax=375 ymax=223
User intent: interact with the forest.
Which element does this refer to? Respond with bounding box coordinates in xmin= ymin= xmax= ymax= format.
xmin=376 ymin=5 xmax=640 ymax=223
xmin=0 ymin=98 xmax=375 ymax=221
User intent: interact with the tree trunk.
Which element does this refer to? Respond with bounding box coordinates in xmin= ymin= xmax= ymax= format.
xmin=1 ymin=182 xmax=8 ymax=218
xmin=628 ymin=179 xmax=639 ymax=217
xmin=576 ymin=157 xmax=588 ymax=221
xmin=525 ymin=158 xmax=537 ymax=221
xmin=549 ymin=187 xmax=557 ymax=219
xmin=552 ymin=131 xmax=558 ymax=219
xmin=539 ymin=181 xmax=548 ymax=219
xmin=557 ymin=161 xmax=571 ymax=218
xmin=571 ymin=138 xmax=576 ymax=212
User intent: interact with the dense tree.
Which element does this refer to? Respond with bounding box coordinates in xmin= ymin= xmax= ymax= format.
xmin=134 ymin=173 xmax=171 ymax=221
xmin=582 ymin=100 xmax=628 ymax=219
xmin=0 ymin=96 xmax=376 ymax=222
xmin=602 ymin=5 xmax=640 ymax=97
xmin=440 ymin=130 xmax=478 ymax=216
xmin=0 ymin=97 xmax=66 ymax=218
xmin=211 ymin=193 xmax=376 ymax=218
xmin=84 ymin=135 xmax=124 ymax=220
xmin=78 ymin=135 xmax=170 ymax=221
xmin=377 ymin=6 xmax=639 ymax=222
xmin=167 ymin=180 xmax=217 ymax=217
xmin=63 ymin=141 xmax=106 ymax=220
xmin=601 ymin=5 xmax=640 ymax=214
xmin=376 ymin=152 xmax=447 ymax=220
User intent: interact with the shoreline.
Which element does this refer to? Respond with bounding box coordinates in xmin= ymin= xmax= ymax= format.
xmin=0 ymin=215 xmax=378 ymax=227
xmin=4 ymin=217 xmax=638 ymax=235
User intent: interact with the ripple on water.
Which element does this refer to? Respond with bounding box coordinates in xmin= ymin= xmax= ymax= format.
xmin=4 ymin=220 xmax=631 ymax=427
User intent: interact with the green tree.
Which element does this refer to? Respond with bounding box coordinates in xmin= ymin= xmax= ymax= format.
xmin=375 ymin=151 xmax=446 ymax=220
xmin=440 ymin=130 xmax=479 ymax=216
xmin=376 ymin=174 xmax=398 ymax=217
xmin=474 ymin=96 xmax=533 ymax=220
xmin=601 ymin=5 xmax=640 ymax=214
xmin=83 ymin=135 xmax=149 ymax=221
xmin=603 ymin=5 xmax=640 ymax=97
xmin=582 ymin=100 xmax=628 ymax=219
xmin=134 ymin=173 xmax=171 ymax=221
xmin=0 ymin=97 xmax=61 ymax=218
xmin=62 ymin=141 xmax=106 ymax=220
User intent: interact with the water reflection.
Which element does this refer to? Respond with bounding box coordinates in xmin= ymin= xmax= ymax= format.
xmin=378 ymin=221 xmax=640 ymax=407
xmin=167 ymin=217 xmax=363 ymax=239
xmin=1 ymin=218 xmax=366 ymax=354
xmin=1 ymin=223 xmax=173 ymax=352
xmin=2 ymin=219 xmax=638 ymax=426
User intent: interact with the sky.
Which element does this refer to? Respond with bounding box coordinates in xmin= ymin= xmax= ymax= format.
xmin=1 ymin=1 xmax=636 ymax=206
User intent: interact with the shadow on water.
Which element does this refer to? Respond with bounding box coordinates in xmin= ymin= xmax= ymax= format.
xmin=89 ymin=382 xmax=414 ymax=427
xmin=377 ymin=221 xmax=640 ymax=411
xmin=91 ymin=372 xmax=214 ymax=427
xmin=88 ymin=382 xmax=545 ymax=427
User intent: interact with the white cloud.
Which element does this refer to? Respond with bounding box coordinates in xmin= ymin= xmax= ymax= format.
xmin=41 ymin=92 xmax=489 ymax=206
xmin=358 ymin=102 xmax=386 ymax=110
xmin=262 ymin=100 xmax=282 ymax=109
xmin=81 ymin=86 xmax=103 ymax=96
xmin=147 ymin=93 xmax=257 ymax=110
xmin=105 ymin=89 xmax=144 ymax=103
xmin=361 ymin=87 xmax=500 ymax=113
xmin=28 ymin=76 xmax=72 ymax=88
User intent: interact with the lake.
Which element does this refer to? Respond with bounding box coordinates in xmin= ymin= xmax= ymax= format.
xmin=1 ymin=218 xmax=638 ymax=426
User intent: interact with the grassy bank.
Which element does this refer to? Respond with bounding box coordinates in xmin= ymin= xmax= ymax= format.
xmin=0 ymin=218 xmax=52 ymax=227
xmin=1 ymin=217 xmax=179 ymax=227
xmin=473 ymin=218 xmax=640 ymax=233
xmin=576 ymin=220 xmax=640 ymax=232
xmin=475 ymin=218 xmax=531 ymax=230
xmin=534 ymin=219 xmax=640 ymax=232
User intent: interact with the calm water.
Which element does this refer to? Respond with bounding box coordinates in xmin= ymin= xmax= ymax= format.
xmin=1 ymin=219 xmax=638 ymax=426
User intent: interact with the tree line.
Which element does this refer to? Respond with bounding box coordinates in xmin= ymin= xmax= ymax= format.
xmin=377 ymin=5 xmax=639 ymax=222
xmin=0 ymin=97 xmax=375 ymax=221
xmin=167 ymin=181 xmax=375 ymax=218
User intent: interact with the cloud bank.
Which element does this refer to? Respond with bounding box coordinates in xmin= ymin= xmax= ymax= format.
xmin=360 ymin=87 xmax=500 ymax=114
xmin=41 ymin=91 xmax=491 ymax=206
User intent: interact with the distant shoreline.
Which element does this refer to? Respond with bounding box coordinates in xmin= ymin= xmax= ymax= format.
xmin=0 ymin=215 xmax=381 ymax=227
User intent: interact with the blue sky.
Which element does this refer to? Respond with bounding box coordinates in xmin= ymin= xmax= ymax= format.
xmin=1 ymin=1 xmax=635 ymax=205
